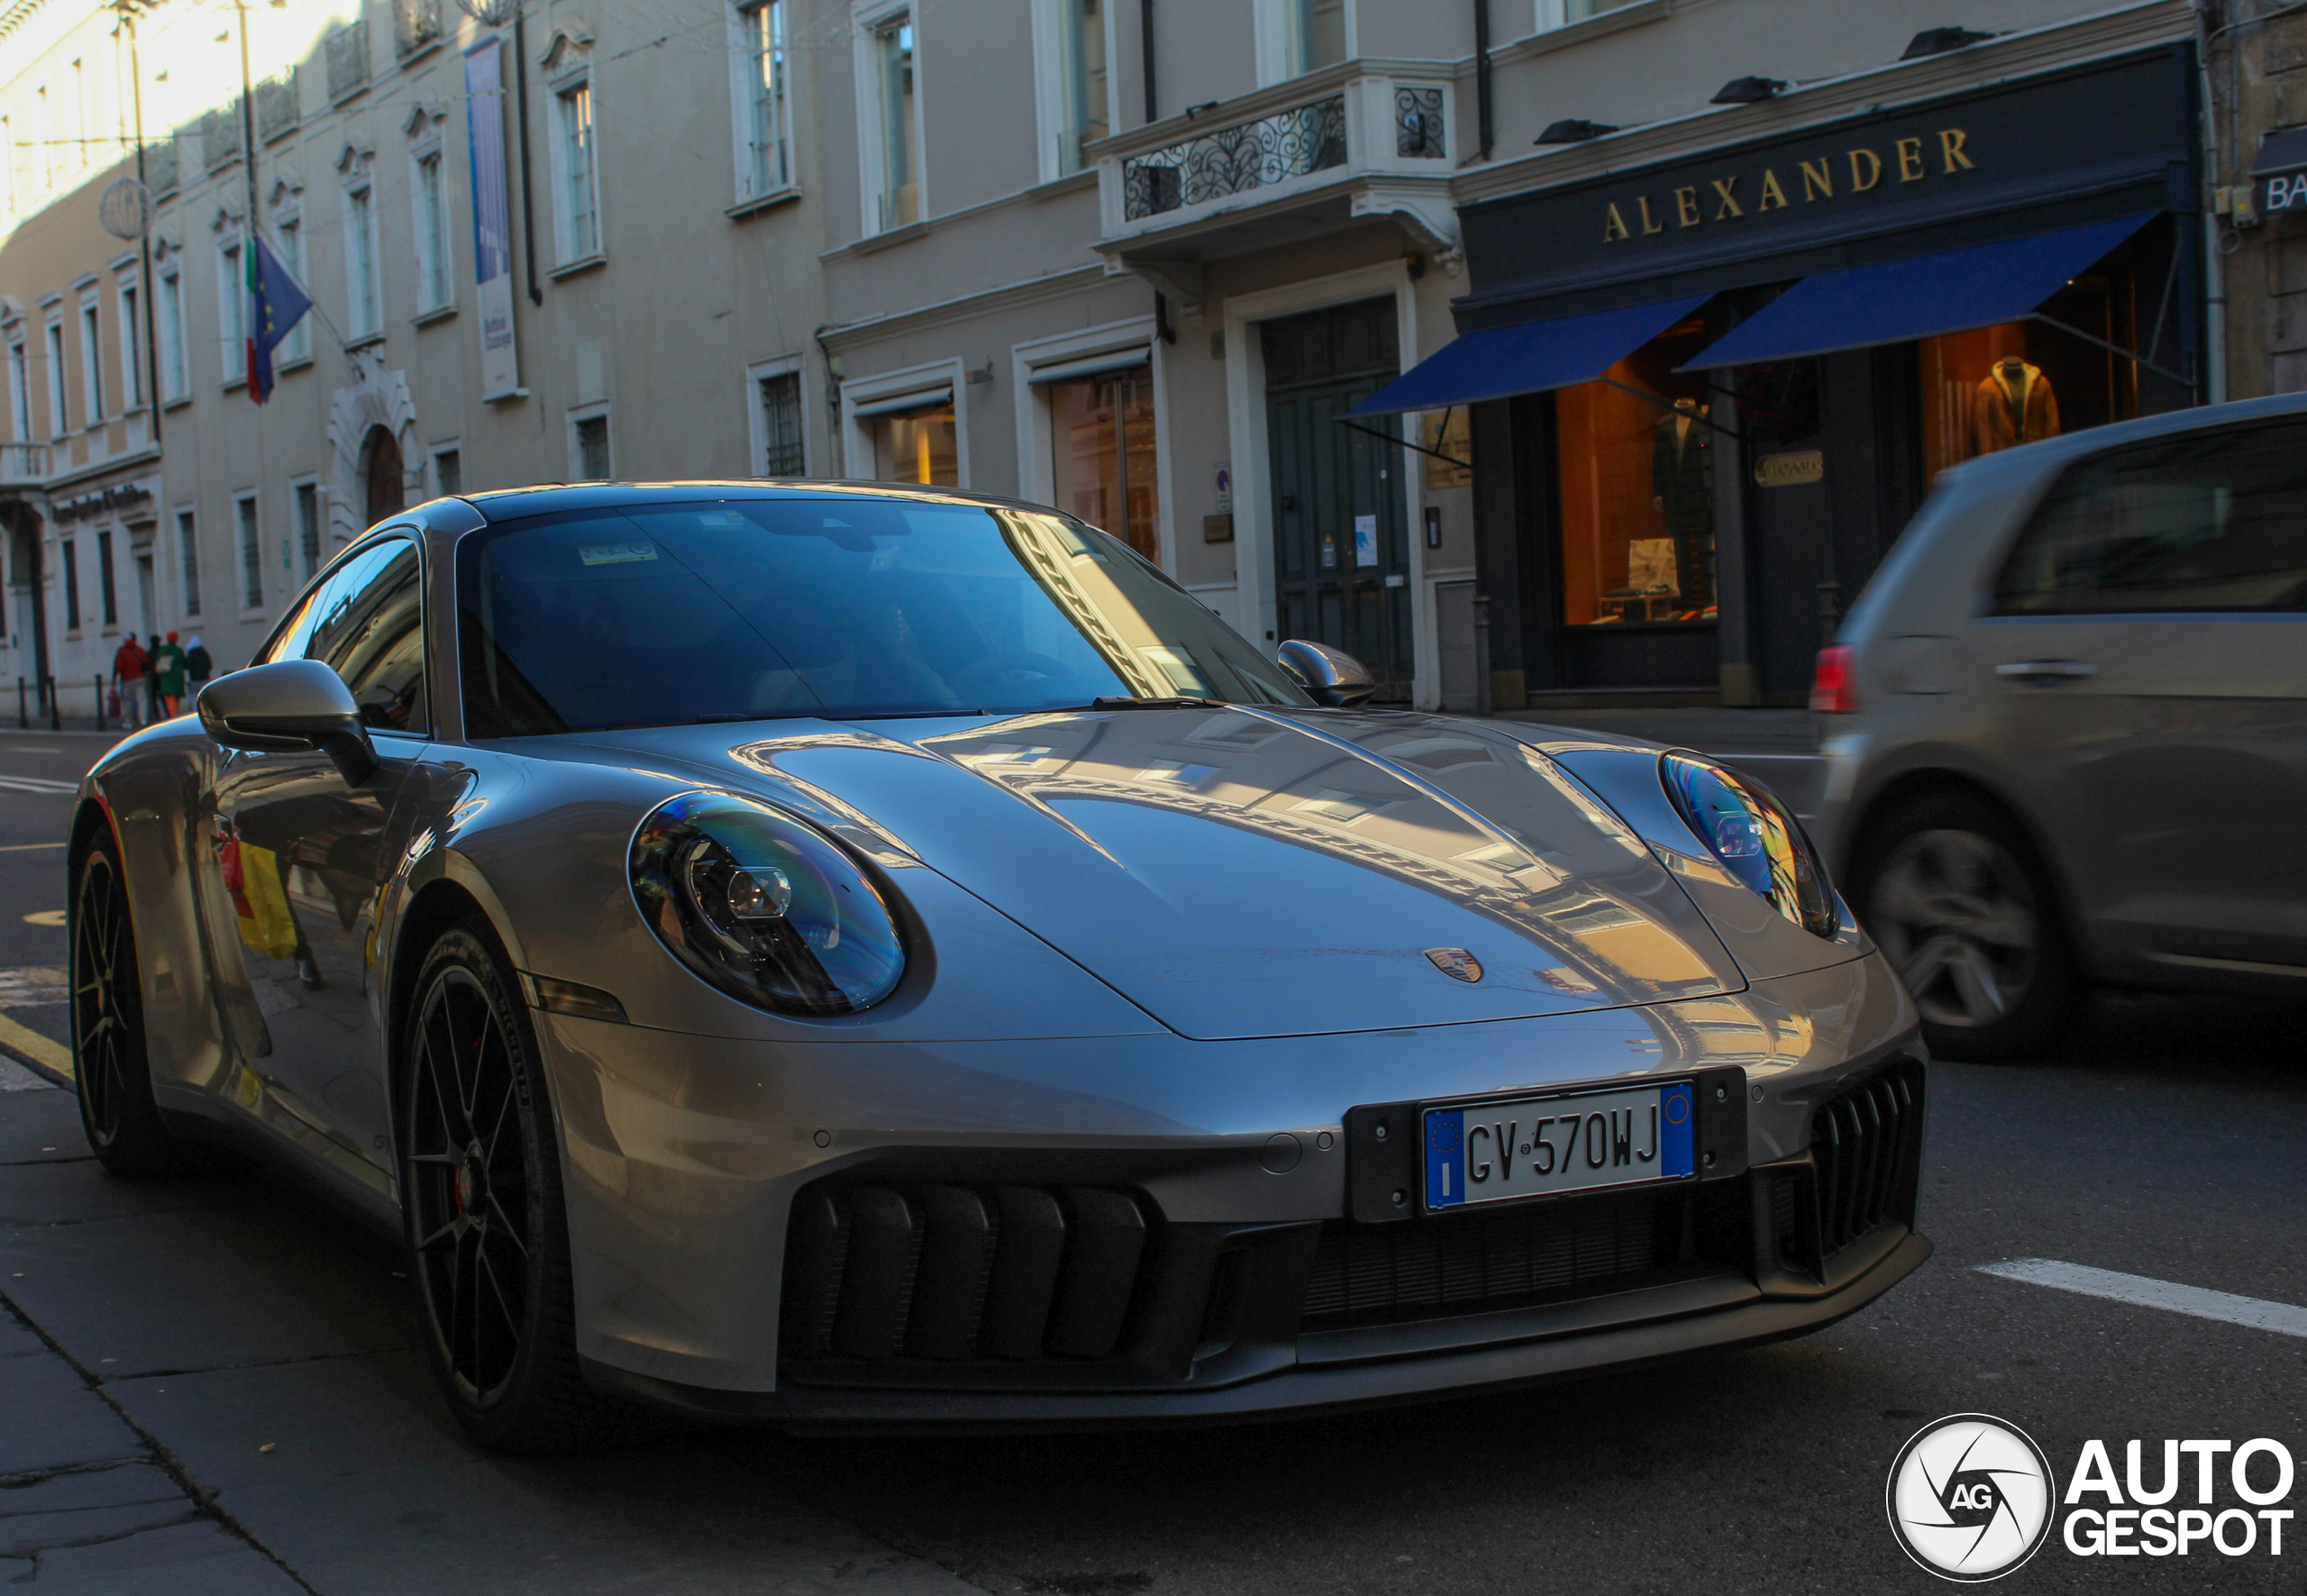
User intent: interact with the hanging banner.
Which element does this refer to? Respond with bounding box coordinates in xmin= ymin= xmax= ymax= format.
xmin=465 ymin=37 xmax=521 ymax=400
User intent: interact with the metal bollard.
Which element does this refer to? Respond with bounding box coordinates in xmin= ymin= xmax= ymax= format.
xmin=15 ymin=678 xmax=23 ymax=730
xmin=46 ymin=675 xmax=59 ymax=733
xmin=95 ymin=674 xmax=105 ymax=733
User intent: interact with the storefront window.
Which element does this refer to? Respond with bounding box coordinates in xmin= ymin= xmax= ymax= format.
xmin=871 ymin=402 xmax=958 ymax=487
xmin=1920 ymin=265 xmax=2141 ymax=478
xmin=1556 ymin=316 xmax=1718 ymax=627
xmin=1049 ymin=366 xmax=1159 ymax=561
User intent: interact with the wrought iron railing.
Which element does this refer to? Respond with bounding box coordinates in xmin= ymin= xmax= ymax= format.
xmin=1395 ymin=87 xmax=1445 ymax=160
xmin=394 ymin=0 xmax=442 ymax=59
xmin=200 ymin=104 xmax=242 ymax=171
xmin=1121 ymin=95 xmax=1347 ymax=222
xmin=255 ymin=72 xmax=298 ymax=144
xmin=325 ymin=21 xmax=369 ymax=101
xmin=145 ymin=137 xmax=179 ymax=196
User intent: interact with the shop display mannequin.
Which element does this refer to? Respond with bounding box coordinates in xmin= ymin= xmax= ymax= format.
xmin=1974 ymin=357 xmax=2061 ymax=454
xmin=1649 ymin=397 xmax=1714 ymax=609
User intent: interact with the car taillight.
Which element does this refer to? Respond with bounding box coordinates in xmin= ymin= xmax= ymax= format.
xmin=1810 ymin=646 xmax=1857 ymax=714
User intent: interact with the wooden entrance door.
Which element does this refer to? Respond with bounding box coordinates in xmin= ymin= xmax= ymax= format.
xmin=1263 ymin=297 xmax=1410 ymax=697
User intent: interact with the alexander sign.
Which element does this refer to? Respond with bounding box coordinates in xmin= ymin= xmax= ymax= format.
xmin=1455 ymin=47 xmax=2194 ymax=325
xmin=1600 ymin=129 xmax=1976 ymax=246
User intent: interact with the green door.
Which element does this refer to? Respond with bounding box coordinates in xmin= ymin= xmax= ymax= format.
xmin=1264 ymin=298 xmax=1410 ymax=697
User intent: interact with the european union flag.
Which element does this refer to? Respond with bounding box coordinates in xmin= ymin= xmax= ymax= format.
xmin=245 ymin=232 xmax=312 ymax=406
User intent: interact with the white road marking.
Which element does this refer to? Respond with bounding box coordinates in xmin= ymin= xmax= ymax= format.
xmin=0 ymin=774 xmax=77 ymax=795
xmin=1978 ymin=1258 xmax=2307 ymax=1339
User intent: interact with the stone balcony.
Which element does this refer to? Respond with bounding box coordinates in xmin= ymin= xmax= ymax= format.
xmin=1091 ymin=61 xmax=1460 ymax=305
xmin=0 ymin=442 xmax=52 ymax=493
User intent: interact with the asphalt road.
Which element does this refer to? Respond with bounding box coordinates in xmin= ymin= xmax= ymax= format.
xmin=2 ymin=724 xmax=2302 ymax=1594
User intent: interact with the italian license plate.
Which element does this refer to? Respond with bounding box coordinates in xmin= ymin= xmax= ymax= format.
xmin=1423 ymin=1081 xmax=1695 ymax=1211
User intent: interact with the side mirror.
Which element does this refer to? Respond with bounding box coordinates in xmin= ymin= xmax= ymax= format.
xmin=196 ymin=660 xmax=379 ymax=786
xmin=1276 ymin=639 xmax=1377 ymax=708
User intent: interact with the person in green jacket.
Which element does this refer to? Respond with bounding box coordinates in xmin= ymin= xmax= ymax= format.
xmin=150 ymin=631 xmax=187 ymax=718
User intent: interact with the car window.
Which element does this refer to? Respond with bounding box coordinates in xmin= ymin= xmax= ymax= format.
xmin=456 ymin=497 xmax=1306 ymax=737
xmin=1993 ymin=422 xmax=2307 ymax=615
xmin=269 ymin=536 xmax=428 ymax=734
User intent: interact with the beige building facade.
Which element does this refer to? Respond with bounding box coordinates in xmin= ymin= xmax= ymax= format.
xmin=0 ymin=0 xmax=2254 ymax=721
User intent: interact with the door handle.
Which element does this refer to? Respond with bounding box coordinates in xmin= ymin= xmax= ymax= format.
xmin=1995 ymin=659 xmax=2097 ymax=683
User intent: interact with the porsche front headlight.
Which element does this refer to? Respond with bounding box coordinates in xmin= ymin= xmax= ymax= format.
xmin=1660 ymin=753 xmax=1837 ymax=939
xmin=630 ymin=791 xmax=907 ymax=1015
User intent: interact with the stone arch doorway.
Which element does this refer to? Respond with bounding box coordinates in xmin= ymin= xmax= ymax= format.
xmin=361 ymin=425 xmax=406 ymax=525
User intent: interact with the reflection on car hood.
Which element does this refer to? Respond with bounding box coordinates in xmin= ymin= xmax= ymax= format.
xmin=571 ymin=708 xmax=1741 ymax=1041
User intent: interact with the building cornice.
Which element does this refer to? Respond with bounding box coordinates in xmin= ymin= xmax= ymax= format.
xmin=1450 ymin=0 xmax=2196 ymax=207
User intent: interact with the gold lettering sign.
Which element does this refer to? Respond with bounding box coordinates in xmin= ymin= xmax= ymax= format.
xmin=1597 ymin=127 xmax=1977 ymax=243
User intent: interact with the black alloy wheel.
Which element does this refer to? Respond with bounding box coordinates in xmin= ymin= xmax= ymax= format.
xmin=1851 ymin=790 xmax=2081 ymax=1062
xmin=70 ymin=835 xmax=178 ymax=1175
xmin=402 ymin=924 xmax=627 ymax=1452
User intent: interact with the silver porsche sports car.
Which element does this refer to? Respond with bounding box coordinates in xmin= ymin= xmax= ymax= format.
xmin=68 ymin=482 xmax=1928 ymax=1449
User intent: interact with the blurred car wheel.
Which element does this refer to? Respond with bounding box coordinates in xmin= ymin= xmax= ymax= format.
xmin=401 ymin=923 xmax=632 ymax=1453
xmin=1853 ymin=792 xmax=2079 ymax=1062
xmin=71 ymin=835 xmax=180 ymax=1176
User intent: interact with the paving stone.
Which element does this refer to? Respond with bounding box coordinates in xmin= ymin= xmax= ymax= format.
xmin=31 ymin=1519 xmax=308 ymax=1595
xmin=0 ymin=1156 xmax=262 ymax=1229
xmin=0 ymin=1352 xmax=142 ymax=1478
xmin=0 ymin=1086 xmax=86 ymax=1164
xmin=0 ymin=1058 xmax=57 ymax=1092
xmin=0 ymin=1461 xmax=182 ymax=1516
xmin=0 ymin=1496 xmax=200 ymax=1557
xmin=0 ymin=1307 xmax=45 ymax=1360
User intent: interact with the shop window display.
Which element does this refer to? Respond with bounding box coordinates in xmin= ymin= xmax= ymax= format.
xmin=871 ymin=403 xmax=959 ymax=488
xmin=1050 ymin=366 xmax=1160 ymax=561
xmin=1920 ymin=268 xmax=2139 ymax=477
xmin=1556 ymin=315 xmax=1719 ymax=626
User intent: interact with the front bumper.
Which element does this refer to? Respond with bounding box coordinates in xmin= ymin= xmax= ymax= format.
xmin=539 ymin=957 xmax=1927 ymax=1423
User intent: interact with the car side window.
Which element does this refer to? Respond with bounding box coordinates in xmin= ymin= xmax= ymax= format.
xmin=284 ymin=536 xmax=429 ymax=734
xmin=1993 ymin=422 xmax=2307 ymax=615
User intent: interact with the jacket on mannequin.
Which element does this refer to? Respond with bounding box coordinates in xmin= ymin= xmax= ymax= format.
xmin=1973 ymin=358 xmax=2061 ymax=454
xmin=1650 ymin=400 xmax=1714 ymax=605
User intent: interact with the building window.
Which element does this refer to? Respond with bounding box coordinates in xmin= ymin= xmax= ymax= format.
xmin=758 ymin=370 xmax=804 ymax=474
xmin=1056 ymin=0 xmax=1107 ymax=176
xmin=432 ymin=444 xmax=461 ymax=496
xmin=1549 ymin=0 xmax=1645 ymax=26
xmin=573 ymin=413 xmax=611 ymax=479
xmin=78 ymin=301 xmax=102 ymax=425
xmin=116 ymin=283 xmax=140 ymax=408
xmin=346 ymin=186 xmax=380 ymax=338
xmin=5 ymin=341 xmax=28 ymax=442
xmin=871 ymin=16 xmax=920 ymax=231
xmin=1049 ymin=364 xmax=1158 ymax=561
xmin=295 ymin=481 xmax=321 ymax=579
xmin=554 ymin=83 xmax=600 ymax=260
xmin=237 ymin=495 xmax=262 ymax=610
xmin=870 ymin=400 xmax=956 ymax=486
xmin=43 ymin=321 xmax=65 ymax=436
xmin=218 ymin=242 xmax=247 ymax=382
xmin=96 ymin=529 xmax=117 ymax=627
xmin=276 ymin=221 xmax=310 ymax=362
xmin=414 ymin=152 xmax=451 ymax=311
xmin=1294 ymin=0 xmax=1345 ymax=72
xmin=178 ymin=508 xmax=200 ymax=616
xmin=158 ymin=269 xmax=187 ymax=400
xmin=739 ymin=1 xmax=789 ymax=197
xmin=62 ymin=537 xmax=80 ymax=631
xmin=1554 ymin=315 xmax=1716 ymax=628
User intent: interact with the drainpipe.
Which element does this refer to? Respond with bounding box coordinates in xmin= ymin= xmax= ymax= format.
xmin=123 ymin=6 xmax=160 ymax=453
xmin=515 ymin=11 xmax=543 ymax=307
xmin=1474 ymin=0 xmax=1493 ymax=161
xmin=1140 ymin=0 xmax=1157 ymax=124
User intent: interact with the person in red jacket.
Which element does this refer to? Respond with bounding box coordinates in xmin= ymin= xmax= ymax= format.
xmin=111 ymin=633 xmax=149 ymax=729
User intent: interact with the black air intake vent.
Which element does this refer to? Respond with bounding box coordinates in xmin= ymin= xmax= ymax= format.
xmin=781 ymin=1182 xmax=1156 ymax=1365
xmin=1808 ymin=1060 xmax=1925 ymax=1259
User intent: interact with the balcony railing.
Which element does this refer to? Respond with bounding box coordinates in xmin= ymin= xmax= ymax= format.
xmin=1098 ymin=66 xmax=1454 ymax=243
xmin=326 ymin=21 xmax=370 ymax=101
xmin=0 ymin=443 xmax=53 ymax=488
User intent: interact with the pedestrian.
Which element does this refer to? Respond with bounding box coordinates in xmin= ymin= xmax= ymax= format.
xmin=111 ymin=632 xmax=149 ymax=729
xmin=186 ymin=635 xmax=212 ymax=702
xmin=150 ymin=630 xmax=187 ymax=719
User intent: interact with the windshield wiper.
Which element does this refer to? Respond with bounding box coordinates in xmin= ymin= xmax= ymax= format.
xmin=1089 ymin=695 xmax=1225 ymax=710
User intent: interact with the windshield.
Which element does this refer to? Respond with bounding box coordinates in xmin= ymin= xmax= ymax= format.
xmin=456 ymin=495 xmax=1309 ymax=736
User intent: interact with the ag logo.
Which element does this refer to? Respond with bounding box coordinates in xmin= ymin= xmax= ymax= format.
xmin=1886 ymin=1414 xmax=2055 ymax=1582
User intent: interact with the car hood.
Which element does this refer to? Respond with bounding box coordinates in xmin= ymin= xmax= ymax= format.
xmin=561 ymin=708 xmax=1742 ymax=1041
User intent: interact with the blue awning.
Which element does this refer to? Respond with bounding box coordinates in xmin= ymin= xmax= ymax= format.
xmin=1680 ymin=213 xmax=2157 ymax=371
xmin=1344 ymin=296 xmax=1710 ymax=417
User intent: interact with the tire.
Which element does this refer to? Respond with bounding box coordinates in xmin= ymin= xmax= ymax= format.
xmin=70 ymin=833 xmax=179 ymax=1176
xmin=1849 ymin=790 xmax=2082 ymax=1062
xmin=400 ymin=923 xmax=630 ymax=1453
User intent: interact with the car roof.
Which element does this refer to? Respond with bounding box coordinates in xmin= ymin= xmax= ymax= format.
xmin=456 ymin=479 xmax=1055 ymax=524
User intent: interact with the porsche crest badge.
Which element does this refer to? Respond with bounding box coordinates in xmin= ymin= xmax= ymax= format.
xmin=1424 ymin=947 xmax=1482 ymax=983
